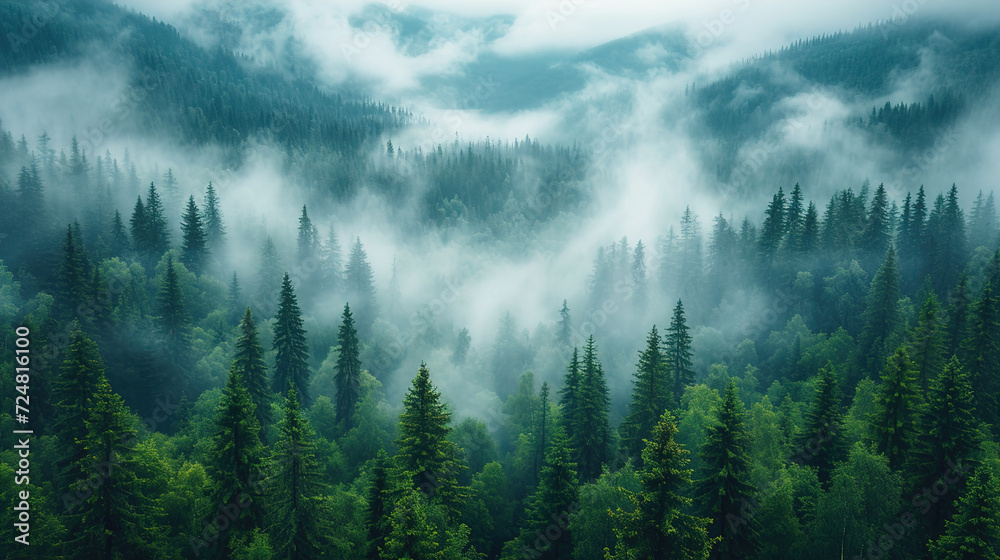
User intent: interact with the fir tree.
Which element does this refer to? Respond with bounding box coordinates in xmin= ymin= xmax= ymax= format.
xmin=272 ymin=273 xmax=310 ymax=404
xmin=53 ymin=329 xmax=106 ymax=481
xmin=256 ymin=235 xmax=283 ymax=317
xmin=928 ymin=460 xmax=1000 ymax=560
xmin=59 ymin=225 xmax=90 ymax=318
xmin=696 ymin=380 xmax=756 ymax=560
xmin=559 ymin=348 xmax=581 ymax=446
xmin=202 ymin=181 xmax=227 ymax=251
xmin=909 ymin=292 xmax=946 ymax=392
xmin=233 ymin=307 xmax=272 ymax=441
xmin=632 ymin=241 xmax=648 ymax=311
xmin=366 ymin=449 xmax=393 ymax=559
xmin=144 ymin=181 xmax=169 ymax=255
xmin=621 ymin=326 xmax=671 ymax=463
xmin=667 ymin=300 xmax=695 ymax=407
xmin=517 ymin=426 xmax=578 ymax=560
xmin=296 ymin=205 xmax=319 ymax=264
xmin=960 ymin=279 xmax=1000 ymax=428
xmin=858 ymin=245 xmax=901 ymax=374
xmin=268 ymin=387 xmax=331 ymax=560
xmin=608 ymin=410 xmax=715 ymax=560
xmin=574 ymin=335 xmax=610 ymax=481
xmin=180 ymin=195 xmax=208 ymax=274
xmin=335 ymin=303 xmax=362 ymax=431
xmin=156 ymin=254 xmax=189 ymax=348
xmin=870 ymin=346 xmax=919 ymax=470
xmin=533 ymin=382 xmax=551 ymax=486
xmin=947 ymin=273 xmax=972 ymax=357
xmin=795 ymin=363 xmax=846 ymax=485
xmin=344 ymin=237 xmax=378 ymax=336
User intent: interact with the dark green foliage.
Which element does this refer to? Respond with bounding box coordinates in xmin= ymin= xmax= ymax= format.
xmin=795 ymin=363 xmax=846 ymax=485
xmin=621 ymin=326 xmax=671 ymax=463
xmin=335 ymin=303 xmax=362 ymax=431
xmin=345 ymin=237 xmax=378 ymax=337
xmin=960 ymin=279 xmax=1000 ymax=429
xmin=272 ymin=273 xmax=310 ymax=404
xmin=515 ymin=426 xmax=579 ymax=560
xmin=696 ymin=380 xmax=756 ymax=560
xmin=928 ymin=458 xmax=1000 ymax=560
xmin=857 ymin=245 xmax=901 ymax=374
xmin=909 ymin=293 xmax=947 ymax=392
xmin=573 ymin=336 xmax=610 ymax=482
xmin=667 ymin=300 xmax=695 ymax=407
xmin=234 ymin=307 xmax=272 ymax=441
xmin=202 ymin=182 xmax=226 ymax=252
xmin=53 ymin=328 xmax=106 ymax=480
xmin=181 ymin=195 xmax=208 ymax=274
xmin=870 ymin=346 xmax=919 ymax=469
xmin=58 ymin=225 xmax=90 ymax=319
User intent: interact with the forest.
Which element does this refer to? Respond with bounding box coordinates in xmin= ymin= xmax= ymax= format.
xmin=2 ymin=1 xmax=1000 ymax=560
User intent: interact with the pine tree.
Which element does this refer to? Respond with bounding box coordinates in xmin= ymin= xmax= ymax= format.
xmin=395 ymin=363 xmax=467 ymax=520
xmin=968 ymin=190 xmax=998 ymax=251
xmin=860 ymin=183 xmax=891 ymax=263
xmin=784 ymin=183 xmax=804 ymax=250
xmin=795 ymin=363 xmax=846 ymax=485
xmin=272 ymin=273 xmax=310 ymax=404
xmin=870 ymin=346 xmax=919 ymax=470
xmin=799 ymin=202 xmax=819 ymax=253
xmin=53 ymin=329 xmax=106 ymax=482
xmin=157 ymin=254 xmax=189 ymax=348
xmin=110 ymin=209 xmax=129 ymax=255
xmin=268 ymin=387 xmax=331 ymax=560
xmin=366 ymin=449 xmax=393 ymax=559
xmin=909 ymin=293 xmax=946 ymax=392
xmin=66 ymin=377 xmax=165 ymax=560
xmin=257 ymin=235 xmax=283 ymax=317
xmin=144 ymin=181 xmax=170 ymax=255
xmin=129 ymin=195 xmax=146 ymax=251
xmin=319 ymin=225 xmax=343 ymax=293
xmin=621 ymin=326 xmax=671 ymax=462
xmin=960 ymin=279 xmax=1000 ymax=428
xmin=696 ymin=380 xmax=756 ymax=560
xmin=758 ymin=187 xmax=786 ymax=260
xmin=667 ymin=300 xmax=695 ymax=407
xmin=296 ymin=205 xmax=319 ymax=264
xmin=335 ymin=303 xmax=362 ymax=431
xmin=533 ymin=382 xmax=551 ymax=485
xmin=202 ymin=181 xmax=227 ymax=251
xmin=59 ymin=225 xmax=90 ymax=318
xmin=234 ymin=307 xmax=272 ymax=441
xmin=858 ymin=245 xmax=901 ymax=374
xmin=608 ymin=410 xmax=715 ymax=560
xmin=516 ymin=426 xmax=578 ymax=560
xmin=211 ymin=366 xmax=266 ymax=553
xmin=345 ymin=237 xmax=378 ymax=336
xmin=557 ymin=300 xmax=571 ymax=349
xmin=632 ymin=241 xmax=648 ymax=311
xmin=559 ymin=348 xmax=581 ymax=447
xmin=574 ymin=335 xmax=610 ymax=481
xmin=905 ymin=357 xmax=981 ymax=539
xmin=181 ymin=195 xmax=208 ymax=274
xmin=928 ymin=460 xmax=1000 ymax=560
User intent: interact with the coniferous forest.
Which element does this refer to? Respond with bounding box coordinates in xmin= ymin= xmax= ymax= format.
xmin=2 ymin=1 xmax=1000 ymax=560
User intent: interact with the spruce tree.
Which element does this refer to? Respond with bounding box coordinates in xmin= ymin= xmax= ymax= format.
xmin=129 ymin=195 xmax=146 ymax=251
xmin=366 ymin=449 xmax=393 ymax=559
xmin=53 ymin=328 xmax=106 ymax=482
xmin=180 ymin=195 xmax=208 ymax=274
xmin=344 ymin=237 xmax=378 ymax=336
xmin=272 ymin=273 xmax=310 ymax=404
xmin=211 ymin=366 xmax=266 ymax=553
xmin=202 ymin=181 xmax=227 ymax=252
xmin=559 ymin=348 xmax=581 ymax=448
xmin=695 ymin=380 xmax=756 ymax=560
xmin=667 ymin=300 xmax=695 ymax=407
xmin=517 ymin=426 xmax=578 ymax=560
xmin=909 ymin=293 xmax=946 ymax=392
xmin=960 ymin=280 xmax=1000 ymax=428
xmin=142 ymin=182 xmax=169 ymax=256
xmin=858 ymin=245 xmax=901 ymax=374
xmin=870 ymin=346 xmax=919 ymax=470
xmin=947 ymin=273 xmax=971 ymax=357
xmin=796 ymin=363 xmax=846 ymax=485
xmin=533 ymin=382 xmax=551 ymax=485
xmin=622 ymin=325 xmax=671 ymax=463
xmin=574 ymin=335 xmax=610 ymax=481
xmin=256 ymin=235 xmax=283 ymax=317
xmin=928 ymin=460 xmax=1000 ymax=560
xmin=608 ymin=410 xmax=715 ymax=560
xmin=233 ymin=307 xmax=272 ymax=441
xmin=156 ymin=254 xmax=189 ymax=349
xmin=59 ymin=225 xmax=90 ymax=318
xmin=395 ymin=363 xmax=467 ymax=520
xmin=268 ymin=387 xmax=331 ymax=560
xmin=297 ymin=205 xmax=319 ymax=264
xmin=860 ymin=183 xmax=891 ymax=263
xmin=335 ymin=303 xmax=362 ymax=431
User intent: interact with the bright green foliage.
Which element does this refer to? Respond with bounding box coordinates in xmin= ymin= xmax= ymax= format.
xmin=928 ymin=459 xmax=1000 ymax=560
xmin=336 ymin=303 xmax=362 ymax=431
xmin=272 ymin=273 xmax=310 ymax=403
xmin=366 ymin=449 xmax=394 ymax=559
xmin=233 ymin=307 xmax=272 ymax=441
xmin=795 ymin=363 xmax=846 ymax=485
xmin=573 ymin=463 xmax=642 ymax=560
xmin=210 ymin=365 xmax=267 ymax=553
xmin=396 ymin=363 xmax=468 ymax=520
xmin=65 ymin=377 xmax=167 ymax=560
xmin=870 ymin=346 xmax=919 ymax=469
xmin=607 ymin=410 xmax=715 ymax=560
xmin=695 ymin=380 xmax=757 ymax=560
xmin=909 ymin=293 xmax=947 ymax=392
xmin=268 ymin=387 xmax=331 ymax=560
xmin=573 ymin=335 xmax=610 ymax=481
xmin=181 ymin=194 xmax=208 ymax=274
xmin=53 ymin=328 xmax=106 ymax=481
xmin=463 ymin=462 xmax=513 ymax=558
xmin=667 ymin=300 xmax=695 ymax=407
xmin=621 ymin=326 xmax=671 ymax=463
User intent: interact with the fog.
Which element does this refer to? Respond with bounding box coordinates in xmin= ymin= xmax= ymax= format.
xmin=2 ymin=0 xmax=999 ymax=418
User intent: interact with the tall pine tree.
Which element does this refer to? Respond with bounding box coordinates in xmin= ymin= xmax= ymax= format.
xmin=272 ymin=273 xmax=310 ymax=404
xmin=335 ymin=303 xmax=362 ymax=431
xmin=621 ymin=325 xmax=671 ymax=463
xmin=667 ymin=300 xmax=695 ymax=407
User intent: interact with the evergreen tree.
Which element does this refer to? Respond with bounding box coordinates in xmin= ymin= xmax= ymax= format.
xmin=968 ymin=190 xmax=998 ymax=251
xmin=559 ymin=348 xmax=581 ymax=447
xmin=110 ymin=209 xmax=129 ymax=255
xmin=928 ymin=460 xmax=1000 ymax=560
xmin=181 ymin=195 xmax=208 ymax=274
xmin=870 ymin=346 xmax=919 ymax=470
xmin=296 ymin=205 xmax=319 ymax=264
xmin=608 ymin=410 xmax=715 ymax=560
xmin=574 ymin=335 xmax=610 ymax=481
xmin=784 ymin=183 xmax=804 ymax=250
xmin=758 ymin=187 xmax=786 ymax=260
xmin=696 ymin=380 xmax=756 ymax=560
xmin=452 ymin=328 xmax=471 ymax=365
xmin=345 ymin=237 xmax=378 ymax=336
xmin=66 ymin=377 xmax=165 ymax=560
xmin=211 ymin=366 xmax=267 ymax=553
xmin=366 ymin=449 xmax=393 ymax=559
xmin=960 ymin=279 xmax=1000 ymax=428
xmin=157 ymin=254 xmax=189 ymax=348
xmin=319 ymin=225 xmax=343 ymax=293
xmin=795 ymin=363 xmax=846 ymax=485
xmin=909 ymin=292 xmax=947 ymax=392
xmin=860 ymin=183 xmax=891 ymax=264
xmin=272 ymin=273 xmax=310 ymax=403
xmin=233 ymin=307 xmax=272 ymax=441
xmin=203 ymin=181 xmax=227 ymax=252
xmin=335 ymin=303 xmax=362 ymax=431
xmin=621 ymin=326 xmax=671 ymax=463
xmin=396 ymin=363 xmax=467 ymax=519
xmin=144 ymin=181 xmax=170 ymax=255
xmin=798 ymin=202 xmax=819 ymax=253
xmin=857 ymin=245 xmax=901 ymax=374
xmin=129 ymin=195 xmax=146 ymax=251
xmin=632 ymin=241 xmax=648 ymax=311
xmin=533 ymin=382 xmax=551 ymax=485
xmin=947 ymin=273 xmax=972 ymax=357
xmin=667 ymin=300 xmax=695 ymax=407
xmin=517 ymin=426 xmax=578 ymax=560
xmin=53 ymin=328 xmax=106 ymax=481
xmin=59 ymin=225 xmax=90 ymax=318
xmin=268 ymin=387 xmax=331 ymax=560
